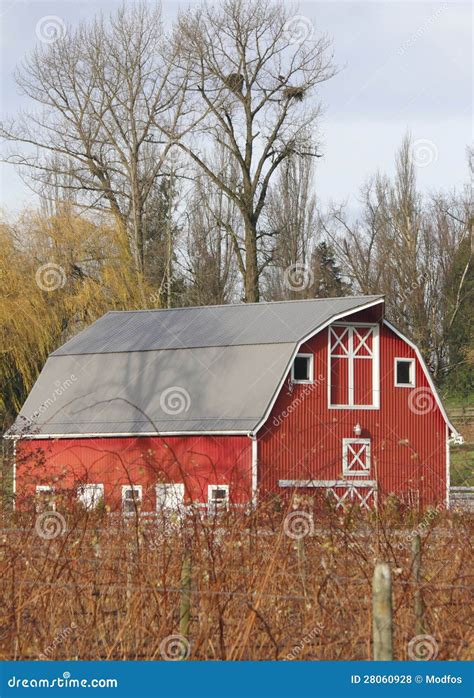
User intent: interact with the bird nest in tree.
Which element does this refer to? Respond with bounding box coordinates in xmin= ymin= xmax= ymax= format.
xmin=283 ymin=86 xmax=306 ymax=101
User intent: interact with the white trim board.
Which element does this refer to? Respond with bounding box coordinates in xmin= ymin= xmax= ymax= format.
xmin=251 ymin=436 xmax=258 ymax=508
xmin=279 ymin=479 xmax=377 ymax=488
xmin=5 ymin=429 xmax=251 ymax=440
xmin=446 ymin=423 xmax=450 ymax=509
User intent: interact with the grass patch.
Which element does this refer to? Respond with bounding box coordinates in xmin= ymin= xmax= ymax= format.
xmin=450 ymin=443 xmax=474 ymax=487
xmin=443 ymin=392 xmax=474 ymax=411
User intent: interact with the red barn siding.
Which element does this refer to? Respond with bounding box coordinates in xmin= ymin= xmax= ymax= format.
xmin=257 ymin=317 xmax=447 ymax=507
xmin=16 ymin=435 xmax=252 ymax=511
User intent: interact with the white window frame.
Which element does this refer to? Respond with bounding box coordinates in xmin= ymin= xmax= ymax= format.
xmin=156 ymin=483 xmax=185 ymax=513
xmin=394 ymin=357 xmax=416 ymax=388
xmin=328 ymin=323 xmax=380 ymax=409
xmin=291 ymin=353 xmax=314 ymax=384
xmin=342 ymin=438 xmax=371 ymax=477
xmin=207 ymin=484 xmax=229 ymax=513
xmin=121 ymin=485 xmax=142 ymax=515
xmin=35 ymin=485 xmax=56 ymax=511
xmin=77 ymin=483 xmax=104 ymax=511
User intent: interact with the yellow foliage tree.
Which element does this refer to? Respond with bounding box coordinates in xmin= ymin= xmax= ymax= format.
xmin=0 ymin=207 xmax=150 ymax=431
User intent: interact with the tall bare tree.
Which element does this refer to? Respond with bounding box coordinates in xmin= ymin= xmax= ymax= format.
xmin=174 ymin=0 xmax=336 ymax=301
xmin=263 ymin=151 xmax=317 ymax=299
xmin=321 ymin=134 xmax=472 ymax=380
xmin=1 ymin=3 xmax=188 ymax=276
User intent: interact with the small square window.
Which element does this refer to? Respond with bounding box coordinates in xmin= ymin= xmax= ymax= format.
xmin=122 ymin=485 xmax=142 ymax=515
xmin=395 ymin=358 xmax=415 ymax=387
xmin=35 ymin=486 xmax=55 ymax=513
xmin=208 ymin=485 xmax=229 ymax=513
xmin=291 ymin=354 xmax=313 ymax=384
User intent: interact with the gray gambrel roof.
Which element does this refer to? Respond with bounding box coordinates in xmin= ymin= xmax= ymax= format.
xmin=10 ymin=295 xmax=384 ymax=437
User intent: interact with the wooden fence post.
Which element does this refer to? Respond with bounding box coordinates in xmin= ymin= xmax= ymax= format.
xmin=372 ymin=562 xmax=393 ymax=660
xmin=179 ymin=548 xmax=192 ymax=641
xmin=297 ymin=538 xmax=308 ymax=602
xmin=411 ymin=534 xmax=424 ymax=635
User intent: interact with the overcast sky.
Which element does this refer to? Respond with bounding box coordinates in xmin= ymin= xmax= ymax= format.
xmin=0 ymin=0 xmax=471 ymax=216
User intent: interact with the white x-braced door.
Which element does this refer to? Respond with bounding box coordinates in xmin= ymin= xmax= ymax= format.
xmin=342 ymin=438 xmax=371 ymax=477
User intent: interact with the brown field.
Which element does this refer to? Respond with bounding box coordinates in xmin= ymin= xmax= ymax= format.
xmin=0 ymin=500 xmax=473 ymax=662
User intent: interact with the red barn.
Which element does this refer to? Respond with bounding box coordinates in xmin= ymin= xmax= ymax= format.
xmin=8 ymin=295 xmax=460 ymax=513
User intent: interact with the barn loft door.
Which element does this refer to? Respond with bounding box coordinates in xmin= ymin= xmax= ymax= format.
xmin=343 ymin=438 xmax=371 ymax=477
xmin=329 ymin=324 xmax=379 ymax=407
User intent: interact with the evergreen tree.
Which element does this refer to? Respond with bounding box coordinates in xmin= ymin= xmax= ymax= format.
xmin=310 ymin=242 xmax=351 ymax=298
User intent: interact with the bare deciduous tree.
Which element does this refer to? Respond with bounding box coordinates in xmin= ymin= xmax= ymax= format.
xmin=262 ymin=151 xmax=317 ymax=299
xmin=321 ymin=133 xmax=473 ymax=380
xmin=1 ymin=3 xmax=188 ymax=277
xmin=179 ymin=144 xmax=240 ymax=305
xmin=174 ymin=0 xmax=336 ymax=301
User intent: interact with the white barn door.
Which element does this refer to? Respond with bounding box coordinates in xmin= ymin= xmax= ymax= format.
xmin=156 ymin=483 xmax=185 ymax=516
